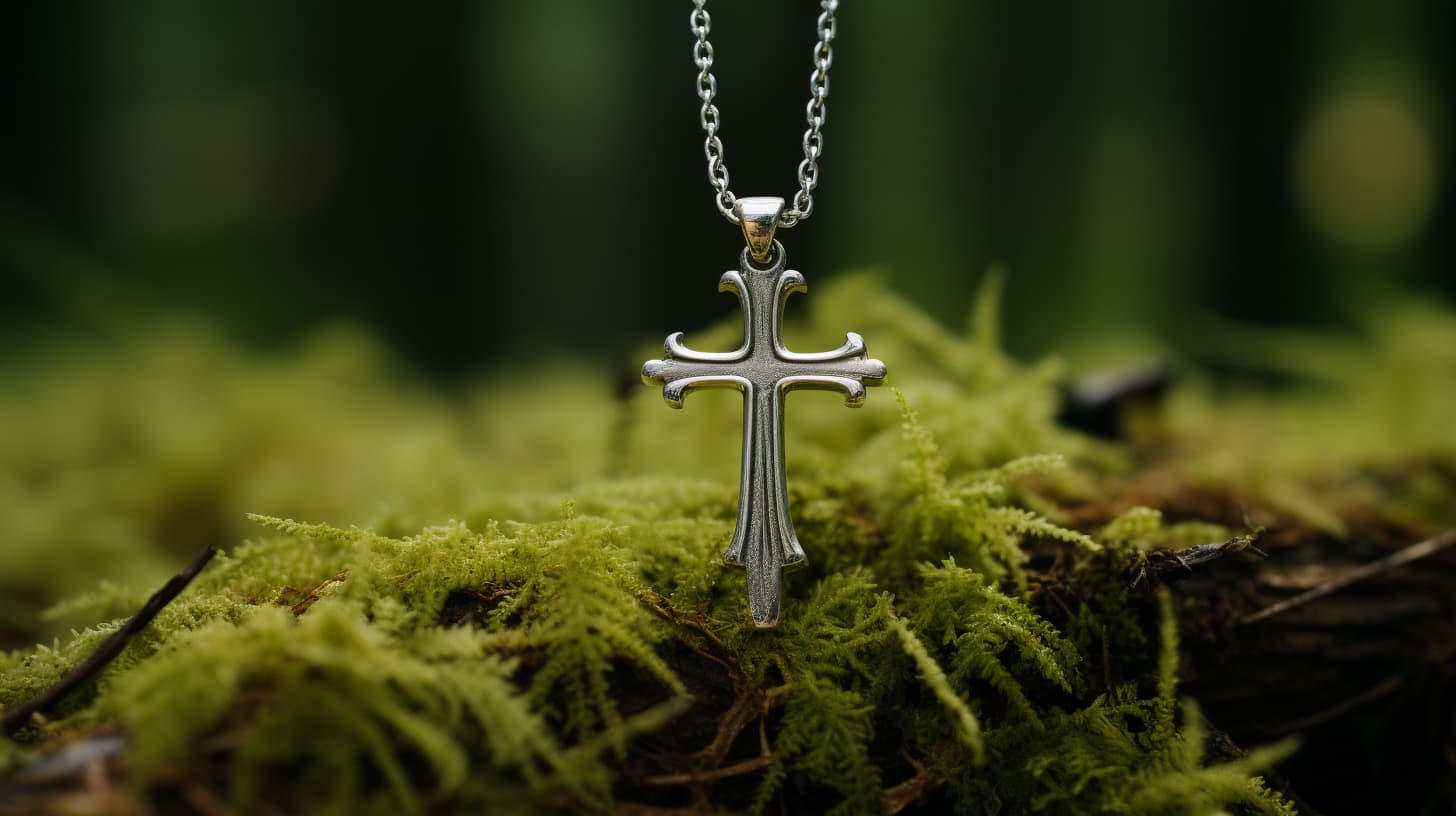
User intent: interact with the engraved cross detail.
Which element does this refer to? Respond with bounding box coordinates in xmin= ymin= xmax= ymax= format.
xmin=642 ymin=238 xmax=886 ymax=627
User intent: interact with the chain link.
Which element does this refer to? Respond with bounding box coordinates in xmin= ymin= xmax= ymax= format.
xmin=691 ymin=0 xmax=838 ymax=228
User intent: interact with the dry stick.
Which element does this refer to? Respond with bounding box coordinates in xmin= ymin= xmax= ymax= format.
xmin=639 ymin=755 xmax=772 ymax=786
xmin=2 ymin=545 xmax=219 ymax=736
xmin=1240 ymin=529 xmax=1456 ymax=625
xmin=1275 ymin=673 xmax=1406 ymax=733
xmin=882 ymin=744 xmax=959 ymax=815
xmin=289 ymin=570 xmax=348 ymax=616
xmin=882 ymin=750 xmax=933 ymax=815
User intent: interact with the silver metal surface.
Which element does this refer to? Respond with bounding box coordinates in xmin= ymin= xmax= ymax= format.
xmin=691 ymin=0 xmax=838 ymax=228
xmin=642 ymin=240 xmax=886 ymax=627
xmin=735 ymin=196 xmax=784 ymax=265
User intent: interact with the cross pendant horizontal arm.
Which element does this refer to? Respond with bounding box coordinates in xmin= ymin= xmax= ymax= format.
xmin=642 ymin=242 xmax=885 ymax=627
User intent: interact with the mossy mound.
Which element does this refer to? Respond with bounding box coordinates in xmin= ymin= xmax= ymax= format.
xmin=3 ymin=273 xmax=1452 ymax=813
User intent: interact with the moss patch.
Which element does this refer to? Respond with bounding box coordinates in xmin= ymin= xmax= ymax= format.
xmin=3 ymin=274 xmax=1450 ymax=813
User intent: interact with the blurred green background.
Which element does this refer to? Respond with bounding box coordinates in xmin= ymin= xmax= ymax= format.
xmin=0 ymin=0 xmax=1450 ymax=374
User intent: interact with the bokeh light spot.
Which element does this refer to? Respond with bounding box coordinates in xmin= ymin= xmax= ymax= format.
xmin=1294 ymin=77 xmax=1439 ymax=252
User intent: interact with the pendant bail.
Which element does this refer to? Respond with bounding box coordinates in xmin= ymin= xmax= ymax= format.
xmin=734 ymin=196 xmax=784 ymax=265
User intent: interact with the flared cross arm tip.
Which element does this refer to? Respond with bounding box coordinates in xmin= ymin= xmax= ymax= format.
xmin=780 ymin=366 xmax=887 ymax=406
xmin=858 ymin=357 xmax=888 ymax=387
xmin=642 ymin=366 xmax=750 ymax=409
xmin=641 ymin=358 xmax=671 ymax=388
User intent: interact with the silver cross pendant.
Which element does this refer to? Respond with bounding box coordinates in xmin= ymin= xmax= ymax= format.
xmin=643 ymin=197 xmax=887 ymax=628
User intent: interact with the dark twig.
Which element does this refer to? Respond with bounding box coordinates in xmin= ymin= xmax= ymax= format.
xmin=289 ymin=570 xmax=348 ymax=616
xmin=1133 ymin=525 xmax=1269 ymax=590
xmin=1273 ymin=674 xmax=1406 ymax=733
xmin=690 ymin=685 xmax=760 ymax=767
xmin=2 ymin=545 xmax=218 ymax=736
xmin=882 ymin=744 xmax=958 ymax=814
xmin=638 ymin=755 xmax=773 ymax=786
xmin=616 ymin=804 xmax=705 ymax=816
xmin=1241 ymin=529 xmax=1456 ymax=625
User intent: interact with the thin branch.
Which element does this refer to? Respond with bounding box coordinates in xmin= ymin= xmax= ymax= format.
xmin=694 ymin=687 xmax=760 ymax=767
xmin=2 ymin=545 xmax=218 ymax=736
xmin=638 ymin=755 xmax=772 ymax=786
xmin=616 ymin=804 xmax=708 ymax=816
xmin=290 ymin=570 xmax=348 ymax=616
xmin=882 ymin=750 xmax=932 ymax=815
xmin=1240 ymin=529 xmax=1456 ymax=625
xmin=882 ymin=745 xmax=957 ymax=814
xmin=1274 ymin=674 xmax=1405 ymax=733
xmin=645 ymin=597 xmax=735 ymax=668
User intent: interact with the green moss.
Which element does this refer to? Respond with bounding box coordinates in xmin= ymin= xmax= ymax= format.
xmin=8 ymin=273 xmax=1444 ymax=812
xmin=1154 ymin=297 xmax=1456 ymax=533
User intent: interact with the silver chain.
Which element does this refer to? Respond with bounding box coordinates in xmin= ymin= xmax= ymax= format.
xmin=691 ymin=0 xmax=838 ymax=228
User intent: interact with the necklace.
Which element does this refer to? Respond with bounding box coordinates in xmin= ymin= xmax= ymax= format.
xmin=642 ymin=0 xmax=886 ymax=629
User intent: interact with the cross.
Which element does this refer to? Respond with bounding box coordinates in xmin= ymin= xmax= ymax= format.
xmin=642 ymin=197 xmax=886 ymax=628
